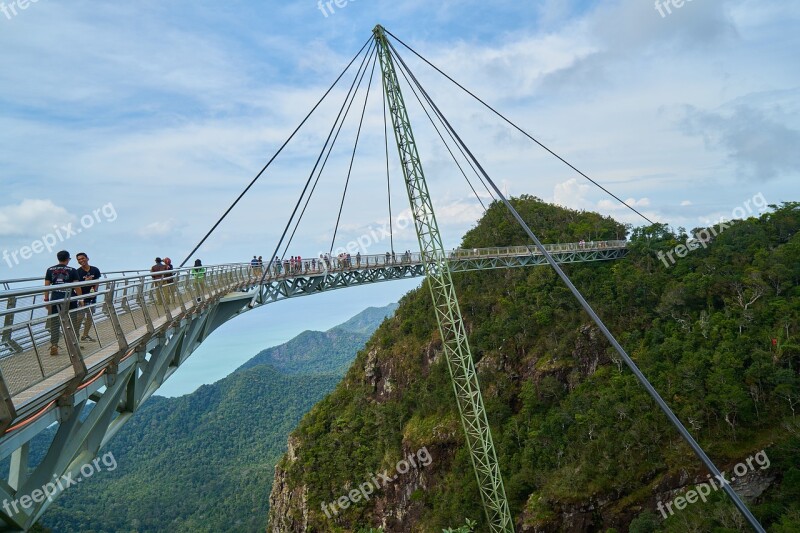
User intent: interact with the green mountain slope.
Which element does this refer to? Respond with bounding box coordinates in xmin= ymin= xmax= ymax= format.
xmin=267 ymin=197 xmax=800 ymax=532
xmin=36 ymin=304 xmax=397 ymax=532
xmin=335 ymin=304 xmax=401 ymax=335
xmin=45 ymin=366 xmax=340 ymax=532
xmin=238 ymin=304 xmax=398 ymax=376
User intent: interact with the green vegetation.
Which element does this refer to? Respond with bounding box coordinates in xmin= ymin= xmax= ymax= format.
xmin=40 ymin=366 xmax=340 ymax=532
xmin=29 ymin=305 xmax=396 ymax=532
xmin=443 ymin=518 xmax=477 ymax=532
xmin=238 ymin=304 xmax=398 ymax=376
xmin=272 ymin=197 xmax=800 ymax=531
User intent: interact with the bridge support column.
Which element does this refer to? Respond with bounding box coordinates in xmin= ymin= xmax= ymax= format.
xmin=375 ymin=25 xmax=513 ymax=532
xmin=8 ymin=443 xmax=28 ymax=491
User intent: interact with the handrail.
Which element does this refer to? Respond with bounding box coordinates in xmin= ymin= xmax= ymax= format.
xmin=0 ymin=262 xmax=257 ymax=398
xmin=0 ymin=242 xmax=626 ymax=411
xmin=0 ymin=242 xmax=627 ymax=296
xmin=0 ymin=262 xmax=252 ymax=291
xmin=0 ymin=264 xmax=246 ymax=299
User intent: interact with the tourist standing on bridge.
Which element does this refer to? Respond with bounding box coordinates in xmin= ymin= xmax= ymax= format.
xmin=162 ymin=257 xmax=175 ymax=304
xmin=44 ymin=250 xmax=84 ymax=356
xmin=150 ymin=257 xmax=169 ymax=308
xmin=191 ymin=259 xmax=206 ymax=302
xmin=75 ymin=252 xmax=101 ymax=342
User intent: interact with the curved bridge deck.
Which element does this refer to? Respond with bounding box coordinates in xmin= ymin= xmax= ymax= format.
xmin=0 ymin=241 xmax=625 ymax=530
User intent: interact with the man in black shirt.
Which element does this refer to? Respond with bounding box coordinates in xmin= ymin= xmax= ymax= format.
xmin=44 ymin=250 xmax=83 ymax=356
xmin=75 ymin=252 xmax=102 ymax=342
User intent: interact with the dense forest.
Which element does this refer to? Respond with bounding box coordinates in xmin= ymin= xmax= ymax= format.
xmin=268 ymin=197 xmax=800 ymax=532
xmin=31 ymin=305 xmax=396 ymax=532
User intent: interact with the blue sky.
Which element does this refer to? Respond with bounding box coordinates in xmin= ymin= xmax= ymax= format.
xmin=1 ymin=0 xmax=799 ymax=395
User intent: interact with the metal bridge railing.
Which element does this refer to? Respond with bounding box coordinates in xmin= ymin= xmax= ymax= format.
xmin=0 ymin=241 xmax=626 ymax=416
xmin=256 ymin=240 xmax=628 ymax=276
xmin=0 ymin=262 xmax=255 ymax=292
xmin=0 ymin=264 xmax=255 ymax=405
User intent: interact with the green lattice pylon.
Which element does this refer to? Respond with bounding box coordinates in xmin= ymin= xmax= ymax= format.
xmin=373 ymin=25 xmax=514 ymax=533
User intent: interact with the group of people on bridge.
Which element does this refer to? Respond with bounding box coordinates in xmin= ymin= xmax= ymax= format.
xmin=43 ymin=250 xmax=101 ymax=356
xmin=248 ymin=250 xmax=418 ymax=279
xmin=41 ymin=250 xmax=206 ymax=357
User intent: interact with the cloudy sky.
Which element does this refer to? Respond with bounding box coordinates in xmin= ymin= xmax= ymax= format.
xmin=1 ymin=0 xmax=798 ymax=394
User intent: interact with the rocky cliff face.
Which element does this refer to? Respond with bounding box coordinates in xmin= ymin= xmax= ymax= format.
xmin=269 ymin=436 xmax=309 ymax=532
xmin=267 ymin=336 xmax=447 ymax=532
xmin=266 ymin=319 xmax=644 ymax=532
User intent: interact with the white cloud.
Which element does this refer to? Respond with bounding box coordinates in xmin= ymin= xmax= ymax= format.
xmin=553 ymin=178 xmax=659 ymax=224
xmin=0 ymin=199 xmax=74 ymax=237
xmin=597 ymin=197 xmax=650 ymax=211
xmin=434 ymin=199 xmax=485 ymax=225
xmin=138 ymin=220 xmax=175 ymax=238
xmin=0 ymin=0 xmax=797 ymax=274
xmin=553 ymin=178 xmax=592 ymax=210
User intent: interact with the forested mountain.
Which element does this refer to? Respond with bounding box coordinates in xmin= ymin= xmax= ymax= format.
xmin=268 ymin=197 xmax=800 ymax=532
xmin=34 ymin=304 xmax=397 ymax=532
xmin=238 ymin=304 xmax=398 ymax=376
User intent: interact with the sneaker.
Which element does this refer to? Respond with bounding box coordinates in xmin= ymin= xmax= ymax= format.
xmin=80 ymin=335 xmax=96 ymax=342
xmin=49 ymin=345 xmax=59 ymax=356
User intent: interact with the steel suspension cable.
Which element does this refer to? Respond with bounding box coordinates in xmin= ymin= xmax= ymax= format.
xmin=329 ymin=52 xmax=378 ymax=254
xmin=383 ymin=74 xmax=394 ymax=254
xmin=400 ymin=61 xmax=497 ymax=205
xmin=254 ymin=42 xmax=377 ymax=290
xmin=390 ymin=43 xmax=765 ymax=533
xmin=391 ymin=48 xmax=492 ymax=211
xmin=392 ymin=41 xmax=589 ymax=241
xmin=179 ymin=35 xmax=373 ymax=268
xmin=384 ymin=29 xmax=656 ymax=226
xmin=281 ymin=44 xmax=378 ymax=260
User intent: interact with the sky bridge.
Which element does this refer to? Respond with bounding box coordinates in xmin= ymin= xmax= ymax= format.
xmin=0 ymin=20 xmax=767 ymax=533
xmin=0 ymin=242 xmax=626 ymax=529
